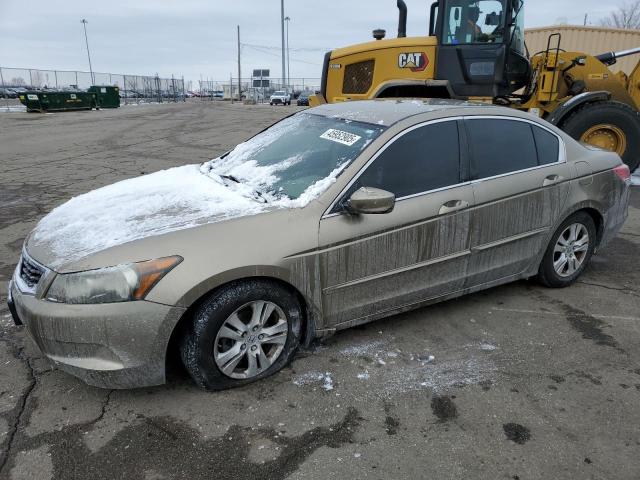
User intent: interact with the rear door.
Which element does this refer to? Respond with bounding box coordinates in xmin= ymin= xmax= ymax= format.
xmin=463 ymin=116 xmax=571 ymax=287
xmin=318 ymin=119 xmax=474 ymax=327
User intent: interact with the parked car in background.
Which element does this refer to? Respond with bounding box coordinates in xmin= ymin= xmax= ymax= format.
xmin=7 ymin=100 xmax=630 ymax=391
xmin=1 ymin=88 xmax=17 ymax=98
xmin=270 ymin=90 xmax=291 ymax=105
xmin=297 ymin=92 xmax=311 ymax=106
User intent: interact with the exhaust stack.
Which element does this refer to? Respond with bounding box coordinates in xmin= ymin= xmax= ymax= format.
xmin=596 ymin=47 xmax=640 ymax=66
xmin=397 ymin=0 xmax=407 ymax=38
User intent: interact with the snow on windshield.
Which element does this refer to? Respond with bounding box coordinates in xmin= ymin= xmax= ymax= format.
xmin=201 ymin=113 xmax=384 ymax=201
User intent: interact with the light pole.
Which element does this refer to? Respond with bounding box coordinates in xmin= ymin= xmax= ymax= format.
xmin=280 ymin=0 xmax=286 ymax=90
xmin=285 ymin=16 xmax=291 ymax=90
xmin=81 ymin=19 xmax=94 ymax=85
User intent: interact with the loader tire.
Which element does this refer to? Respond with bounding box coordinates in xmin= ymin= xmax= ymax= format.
xmin=559 ymin=100 xmax=640 ymax=172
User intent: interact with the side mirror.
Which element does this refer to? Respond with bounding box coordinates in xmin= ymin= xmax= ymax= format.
xmin=485 ymin=12 xmax=500 ymax=26
xmin=345 ymin=187 xmax=395 ymax=215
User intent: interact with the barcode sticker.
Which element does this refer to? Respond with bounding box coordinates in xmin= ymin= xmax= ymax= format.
xmin=320 ymin=129 xmax=362 ymax=146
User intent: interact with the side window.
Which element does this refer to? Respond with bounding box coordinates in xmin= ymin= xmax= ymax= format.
xmin=350 ymin=121 xmax=461 ymax=200
xmin=467 ymin=118 xmax=537 ymax=179
xmin=532 ymin=125 xmax=560 ymax=165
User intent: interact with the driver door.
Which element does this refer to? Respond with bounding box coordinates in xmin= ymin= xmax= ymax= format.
xmin=317 ymin=119 xmax=474 ymax=328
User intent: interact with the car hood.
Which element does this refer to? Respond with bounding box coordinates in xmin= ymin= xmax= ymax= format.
xmin=27 ymin=164 xmax=274 ymax=270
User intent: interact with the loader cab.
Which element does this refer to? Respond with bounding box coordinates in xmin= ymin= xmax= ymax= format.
xmin=434 ymin=0 xmax=529 ymax=97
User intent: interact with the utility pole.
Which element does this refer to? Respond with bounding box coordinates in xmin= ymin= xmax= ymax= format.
xmin=583 ymin=13 xmax=588 ymax=26
xmin=81 ymin=19 xmax=94 ymax=85
xmin=280 ymin=0 xmax=286 ymax=89
xmin=237 ymin=25 xmax=242 ymax=103
xmin=285 ymin=16 xmax=291 ymax=90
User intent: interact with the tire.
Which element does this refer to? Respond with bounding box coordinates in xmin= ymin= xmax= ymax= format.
xmin=537 ymin=211 xmax=597 ymax=288
xmin=559 ymin=100 xmax=640 ymax=172
xmin=179 ymin=279 xmax=303 ymax=390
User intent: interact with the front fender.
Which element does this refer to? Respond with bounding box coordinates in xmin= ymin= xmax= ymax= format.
xmin=546 ymin=91 xmax=611 ymax=126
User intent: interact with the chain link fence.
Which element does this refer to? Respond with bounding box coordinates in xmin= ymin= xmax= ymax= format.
xmin=197 ymin=78 xmax=321 ymax=103
xmin=0 ymin=67 xmax=187 ymax=110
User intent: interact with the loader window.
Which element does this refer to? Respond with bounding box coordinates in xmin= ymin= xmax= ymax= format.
xmin=509 ymin=2 xmax=526 ymax=56
xmin=442 ymin=0 xmax=506 ymax=45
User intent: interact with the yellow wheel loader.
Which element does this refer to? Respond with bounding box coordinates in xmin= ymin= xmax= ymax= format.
xmin=310 ymin=0 xmax=640 ymax=171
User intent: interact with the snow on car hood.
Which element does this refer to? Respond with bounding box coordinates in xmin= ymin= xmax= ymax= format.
xmin=29 ymin=161 xmax=344 ymax=269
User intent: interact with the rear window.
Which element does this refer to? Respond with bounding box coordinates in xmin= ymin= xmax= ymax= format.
xmin=467 ymin=118 xmax=538 ymax=179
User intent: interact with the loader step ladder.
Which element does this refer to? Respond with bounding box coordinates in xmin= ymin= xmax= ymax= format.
xmin=543 ymin=33 xmax=562 ymax=103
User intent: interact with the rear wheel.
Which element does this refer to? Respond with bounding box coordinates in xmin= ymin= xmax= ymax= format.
xmin=560 ymin=100 xmax=640 ymax=172
xmin=179 ymin=279 xmax=302 ymax=390
xmin=537 ymin=212 xmax=596 ymax=288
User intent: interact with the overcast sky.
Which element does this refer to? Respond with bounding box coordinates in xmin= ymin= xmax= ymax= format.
xmin=0 ymin=0 xmax=619 ymax=85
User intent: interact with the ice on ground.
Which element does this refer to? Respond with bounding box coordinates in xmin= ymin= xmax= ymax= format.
xmin=339 ymin=340 xmax=387 ymax=357
xmin=357 ymin=371 xmax=370 ymax=380
xmin=480 ymin=343 xmax=497 ymax=351
xmin=292 ymin=371 xmax=334 ymax=391
xmin=631 ymin=168 xmax=640 ymax=186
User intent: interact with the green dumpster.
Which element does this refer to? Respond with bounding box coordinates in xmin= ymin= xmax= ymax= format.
xmin=18 ymin=91 xmax=97 ymax=112
xmin=89 ymin=85 xmax=120 ymax=108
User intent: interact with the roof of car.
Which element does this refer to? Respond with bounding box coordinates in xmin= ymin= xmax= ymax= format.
xmin=308 ymin=98 xmax=520 ymax=127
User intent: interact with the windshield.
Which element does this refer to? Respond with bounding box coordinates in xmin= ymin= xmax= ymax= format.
xmin=201 ymin=113 xmax=385 ymax=201
xmin=274 ymin=91 xmax=286 ymax=95
xmin=442 ymin=0 xmax=507 ymax=45
xmin=510 ymin=1 xmax=525 ymax=55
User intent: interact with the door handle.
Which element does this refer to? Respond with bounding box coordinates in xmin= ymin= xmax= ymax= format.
xmin=543 ymin=174 xmax=564 ymax=186
xmin=439 ymin=200 xmax=469 ymax=215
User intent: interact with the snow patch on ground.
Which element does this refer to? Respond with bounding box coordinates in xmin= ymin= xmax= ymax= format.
xmin=0 ymin=105 xmax=26 ymax=113
xmin=632 ymin=168 xmax=640 ymax=186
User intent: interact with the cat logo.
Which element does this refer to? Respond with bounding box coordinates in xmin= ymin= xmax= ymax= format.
xmin=398 ymin=52 xmax=429 ymax=72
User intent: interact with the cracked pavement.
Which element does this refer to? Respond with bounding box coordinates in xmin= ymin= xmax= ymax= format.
xmin=1 ymin=102 xmax=640 ymax=479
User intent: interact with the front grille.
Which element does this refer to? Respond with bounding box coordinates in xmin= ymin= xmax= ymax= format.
xmin=20 ymin=256 xmax=44 ymax=288
xmin=343 ymin=60 xmax=375 ymax=94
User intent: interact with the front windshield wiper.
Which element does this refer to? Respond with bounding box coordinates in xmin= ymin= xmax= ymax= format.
xmin=219 ymin=173 xmax=269 ymax=204
xmin=220 ymin=174 xmax=240 ymax=183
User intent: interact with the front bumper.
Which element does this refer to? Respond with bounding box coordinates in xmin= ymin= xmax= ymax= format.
xmin=8 ymin=279 xmax=185 ymax=389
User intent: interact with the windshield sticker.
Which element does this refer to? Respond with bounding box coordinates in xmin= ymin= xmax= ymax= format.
xmin=320 ymin=129 xmax=362 ymax=146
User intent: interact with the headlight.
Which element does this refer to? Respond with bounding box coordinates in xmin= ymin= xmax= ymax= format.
xmin=45 ymin=256 xmax=182 ymax=304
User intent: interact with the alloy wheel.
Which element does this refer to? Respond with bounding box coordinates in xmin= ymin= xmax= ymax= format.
xmin=553 ymin=223 xmax=590 ymax=277
xmin=213 ymin=300 xmax=288 ymax=379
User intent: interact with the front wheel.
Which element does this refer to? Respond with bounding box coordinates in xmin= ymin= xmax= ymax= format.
xmin=179 ymin=279 xmax=302 ymax=390
xmin=537 ymin=212 xmax=596 ymax=288
xmin=560 ymin=100 xmax=640 ymax=172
